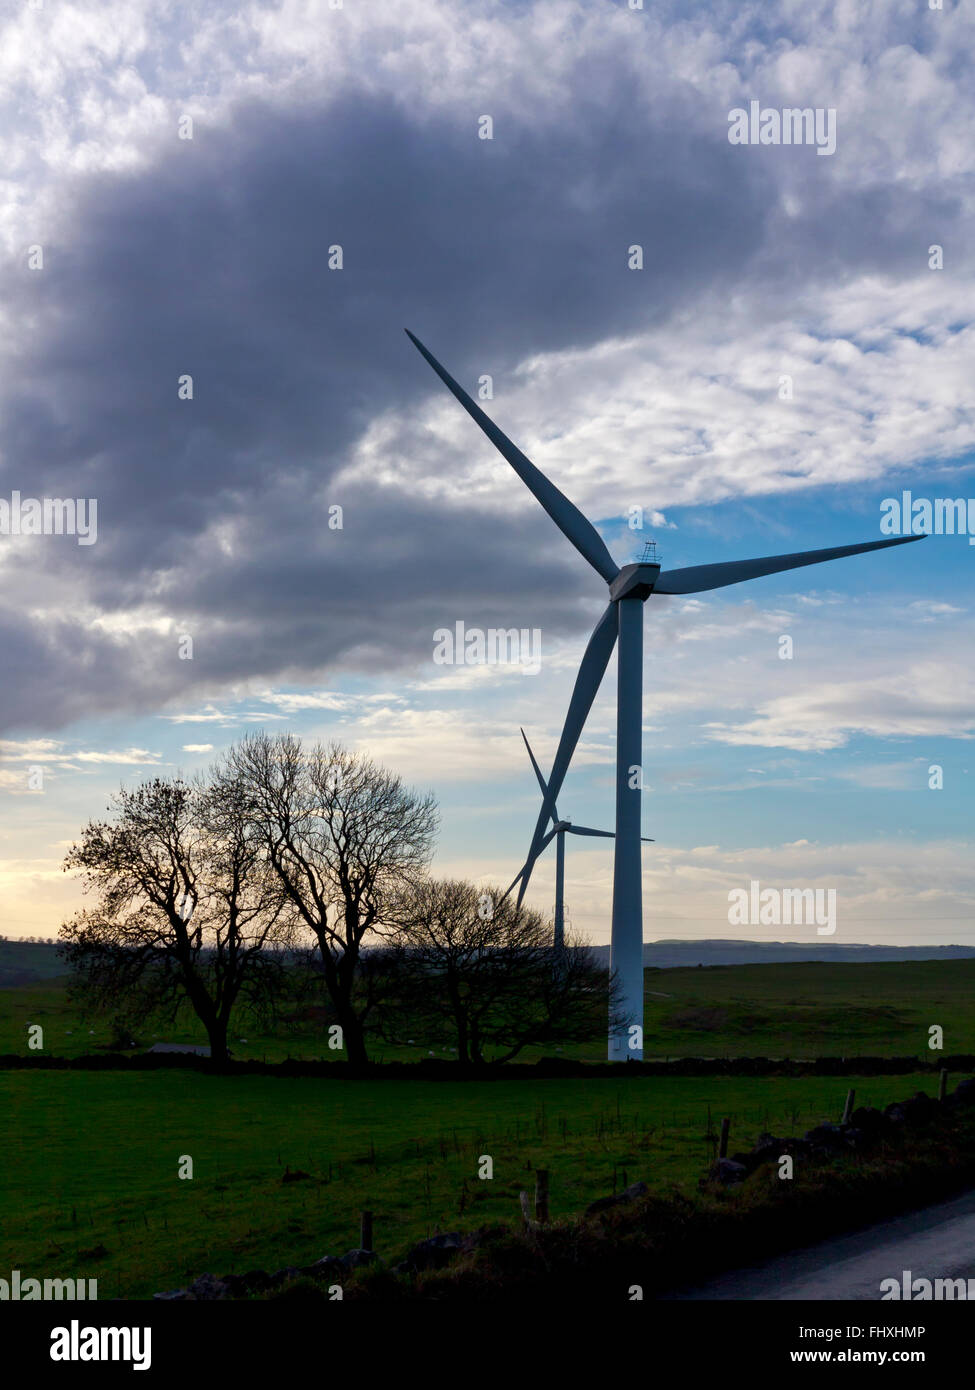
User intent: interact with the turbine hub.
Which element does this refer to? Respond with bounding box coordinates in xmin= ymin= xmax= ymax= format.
xmin=609 ymin=562 xmax=660 ymax=603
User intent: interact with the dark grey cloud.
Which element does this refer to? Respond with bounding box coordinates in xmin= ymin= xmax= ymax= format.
xmin=0 ymin=78 xmax=960 ymax=733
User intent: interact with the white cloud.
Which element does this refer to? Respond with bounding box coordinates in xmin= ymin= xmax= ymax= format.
xmin=707 ymin=662 xmax=975 ymax=751
xmin=161 ymin=704 xmax=285 ymax=725
xmin=0 ymin=739 xmax=161 ymax=768
xmin=255 ymin=690 xmax=352 ymax=713
xmin=72 ymin=748 xmax=162 ymax=765
xmin=0 ymin=738 xmax=62 ymax=759
xmin=344 ymin=279 xmax=975 ymax=531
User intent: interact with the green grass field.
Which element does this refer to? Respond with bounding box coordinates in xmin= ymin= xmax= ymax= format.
xmin=2 ymin=958 xmax=972 ymax=1062
xmin=641 ymin=959 xmax=975 ymax=1060
xmin=2 ymin=956 xmax=968 ymax=1297
xmin=0 ymin=1069 xmax=936 ymax=1299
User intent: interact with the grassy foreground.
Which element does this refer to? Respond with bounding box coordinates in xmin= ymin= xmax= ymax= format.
xmin=0 ymin=1068 xmax=936 ymax=1299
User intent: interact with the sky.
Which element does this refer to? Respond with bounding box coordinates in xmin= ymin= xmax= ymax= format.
xmin=0 ymin=0 xmax=972 ymax=948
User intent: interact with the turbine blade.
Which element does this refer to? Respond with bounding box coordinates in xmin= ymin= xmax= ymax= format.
xmin=566 ymin=825 xmax=655 ymax=841
xmin=517 ymin=602 xmax=618 ymax=904
xmin=406 ymin=330 xmax=619 ymax=582
xmin=504 ymin=825 xmax=560 ymax=898
xmin=521 ymin=727 xmax=559 ymax=825
xmin=653 ymin=534 xmax=926 ymax=595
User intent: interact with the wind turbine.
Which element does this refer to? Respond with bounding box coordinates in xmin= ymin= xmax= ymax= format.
xmin=512 ymin=727 xmax=653 ymax=953
xmin=406 ymin=329 xmax=927 ymax=1061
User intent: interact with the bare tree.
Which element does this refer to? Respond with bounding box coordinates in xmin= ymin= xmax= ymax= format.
xmin=229 ymin=732 xmax=438 ymax=1064
xmin=384 ymin=877 xmax=624 ymax=1063
xmin=60 ymin=773 xmax=296 ymax=1061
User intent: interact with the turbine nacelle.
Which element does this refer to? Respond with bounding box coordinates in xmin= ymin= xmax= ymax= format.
xmin=609 ymin=562 xmax=661 ymax=603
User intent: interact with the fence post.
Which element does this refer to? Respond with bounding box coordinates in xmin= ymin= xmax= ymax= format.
xmin=718 ymin=1117 xmax=730 ymax=1159
xmin=535 ymin=1169 xmax=549 ymax=1223
xmin=842 ymin=1089 xmax=856 ymax=1124
xmin=939 ymin=1069 xmax=948 ymax=1103
xmin=519 ymin=1190 xmax=538 ymax=1231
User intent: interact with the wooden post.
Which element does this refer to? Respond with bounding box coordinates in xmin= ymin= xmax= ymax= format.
xmin=842 ymin=1089 xmax=856 ymax=1125
xmin=939 ymin=1069 xmax=948 ymax=1103
xmin=535 ymin=1169 xmax=549 ymax=1223
xmin=519 ymin=1190 xmax=538 ymax=1231
xmin=360 ymin=1210 xmax=373 ymax=1251
xmin=718 ymin=1117 xmax=730 ymax=1159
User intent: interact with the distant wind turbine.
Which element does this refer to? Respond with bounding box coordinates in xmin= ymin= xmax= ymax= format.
xmin=406 ymin=329 xmax=927 ymax=1061
xmin=511 ymin=728 xmax=653 ymax=953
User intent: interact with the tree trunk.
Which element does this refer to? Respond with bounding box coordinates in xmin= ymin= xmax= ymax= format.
xmin=179 ymin=966 xmax=229 ymax=1063
xmin=320 ymin=948 xmax=370 ymax=1065
xmin=341 ymin=1012 xmax=369 ymax=1066
xmin=446 ymin=970 xmax=469 ymax=1064
xmin=204 ymin=1017 xmax=230 ymax=1062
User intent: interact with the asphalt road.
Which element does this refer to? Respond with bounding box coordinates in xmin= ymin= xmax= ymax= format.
xmin=662 ymin=1187 xmax=975 ymax=1300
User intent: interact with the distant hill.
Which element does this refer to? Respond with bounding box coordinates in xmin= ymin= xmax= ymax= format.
xmin=5 ymin=934 xmax=975 ymax=988
xmin=0 ymin=939 xmax=68 ymax=987
xmin=589 ymin=939 xmax=975 ymax=969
